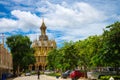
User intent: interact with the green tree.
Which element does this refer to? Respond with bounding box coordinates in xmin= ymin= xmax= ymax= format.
xmin=87 ymin=36 xmax=103 ymax=67
xmin=75 ymin=36 xmax=102 ymax=77
xmin=47 ymin=49 xmax=60 ymax=70
xmin=47 ymin=48 xmax=64 ymax=73
xmin=6 ymin=35 xmax=35 ymax=75
xmin=91 ymin=22 xmax=120 ymax=74
xmin=58 ymin=41 xmax=80 ymax=71
xmin=100 ymin=22 xmax=120 ymax=74
xmin=47 ymin=41 xmax=80 ymax=72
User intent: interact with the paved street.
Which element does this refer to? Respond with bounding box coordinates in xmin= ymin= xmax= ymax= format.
xmin=12 ymin=75 xmax=70 ymax=80
xmin=12 ymin=75 xmax=88 ymax=80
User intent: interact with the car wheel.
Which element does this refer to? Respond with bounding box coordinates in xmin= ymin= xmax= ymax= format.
xmin=72 ymin=78 xmax=74 ymax=80
xmin=71 ymin=78 xmax=77 ymax=80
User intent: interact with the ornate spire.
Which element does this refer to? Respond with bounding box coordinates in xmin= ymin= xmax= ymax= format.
xmin=40 ymin=18 xmax=46 ymax=35
xmin=39 ymin=18 xmax=48 ymax=41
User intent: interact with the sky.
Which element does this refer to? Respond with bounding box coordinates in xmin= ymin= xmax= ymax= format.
xmin=0 ymin=0 xmax=120 ymax=47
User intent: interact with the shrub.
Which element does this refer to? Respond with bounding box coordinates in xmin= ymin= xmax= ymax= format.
xmin=46 ymin=73 xmax=61 ymax=77
xmin=100 ymin=76 xmax=120 ymax=80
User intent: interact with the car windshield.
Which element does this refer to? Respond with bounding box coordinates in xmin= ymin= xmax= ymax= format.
xmin=65 ymin=70 xmax=71 ymax=73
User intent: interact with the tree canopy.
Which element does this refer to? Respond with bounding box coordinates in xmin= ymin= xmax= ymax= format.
xmin=47 ymin=41 xmax=80 ymax=71
xmin=6 ymin=35 xmax=35 ymax=74
xmin=102 ymin=22 xmax=120 ymax=66
xmin=47 ymin=22 xmax=120 ymax=75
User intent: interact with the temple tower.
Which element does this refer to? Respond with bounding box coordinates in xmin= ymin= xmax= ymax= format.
xmin=30 ymin=19 xmax=56 ymax=71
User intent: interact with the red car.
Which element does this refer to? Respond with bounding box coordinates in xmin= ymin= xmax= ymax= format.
xmin=70 ymin=70 xmax=82 ymax=80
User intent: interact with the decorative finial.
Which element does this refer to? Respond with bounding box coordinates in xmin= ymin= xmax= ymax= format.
xmin=42 ymin=17 xmax=44 ymax=23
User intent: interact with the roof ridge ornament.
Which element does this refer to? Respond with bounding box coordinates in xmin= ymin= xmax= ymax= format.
xmin=42 ymin=17 xmax=44 ymax=23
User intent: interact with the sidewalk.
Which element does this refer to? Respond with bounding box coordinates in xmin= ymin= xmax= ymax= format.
xmin=11 ymin=75 xmax=88 ymax=80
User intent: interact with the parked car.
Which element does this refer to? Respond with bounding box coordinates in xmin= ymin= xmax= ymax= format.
xmin=61 ymin=70 xmax=71 ymax=78
xmin=25 ymin=72 xmax=31 ymax=76
xmin=70 ymin=70 xmax=82 ymax=80
xmin=6 ymin=73 xmax=14 ymax=78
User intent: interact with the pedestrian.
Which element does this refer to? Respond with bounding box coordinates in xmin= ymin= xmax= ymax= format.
xmin=37 ymin=70 xmax=40 ymax=80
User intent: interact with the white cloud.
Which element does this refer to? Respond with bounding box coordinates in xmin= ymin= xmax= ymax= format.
xmin=39 ymin=2 xmax=108 ymax=42
xmin=11 ymin=10 xmax=42 ymax=32
xmin=41 ymin=2 xmax=107 ymax=29
xmin=0 ymin=10 xmax=42 ymax=33
xmin=0 ymin=18 xmax=17 ymax=32
xmin=12 ymin=0 xmax=37 ymax=6
xmin=0 ymin=1 xmax=112 ymax=47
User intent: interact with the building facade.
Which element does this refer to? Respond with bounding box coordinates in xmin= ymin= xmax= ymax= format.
xmin=0 ymin=42 xmax=13 ymax=79
xmin=29 ymin=20 xmax=56 ymax=71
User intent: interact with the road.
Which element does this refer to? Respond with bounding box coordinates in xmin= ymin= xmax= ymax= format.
xmin=11 ymin=75 xmax=88 ymax=80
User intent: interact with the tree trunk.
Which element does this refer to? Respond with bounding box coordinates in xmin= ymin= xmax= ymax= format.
xmin=84 ymin=65 xmax=87 ymax=78
xmin=17 ymin=65 xmax=20 ymax=76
